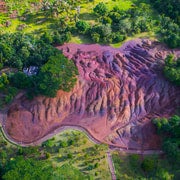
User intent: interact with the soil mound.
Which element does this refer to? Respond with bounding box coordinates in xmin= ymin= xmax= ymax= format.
xmin=4 ymin=39 xmax=180 ymax=149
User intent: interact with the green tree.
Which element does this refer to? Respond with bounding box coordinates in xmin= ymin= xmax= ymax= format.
xmin=163 ymin=55 xmax=180 ymax=86
xmin=141 ymin=158 xmax=155 ymax=172
xmin=93 ymin=2 xmax=108 ymax=16
xmin=9 ymin=72 xmax=32 ymax=89
xmin=156 ymin=169 xmax=174 ymax=180
xmin=0 ymin=73 xmax=9 ymax=90
xmin=152 ymin=115 xmax=180 ymax=165
xmin=2 ymin=156 xmax=52 ymax=180
xmin=40 ymin=32 xmax=53 ymax=44
xmin=36 ymin=54 xmax=78 ymax=97
xmin=76 ymin=20 xmax=90 ymax=34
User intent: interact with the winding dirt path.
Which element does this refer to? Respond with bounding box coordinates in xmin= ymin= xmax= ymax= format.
xmin=0 ymin=115 xmax=163 ymax=155
xmin=0 ymin=116 xmax=163 ymax=180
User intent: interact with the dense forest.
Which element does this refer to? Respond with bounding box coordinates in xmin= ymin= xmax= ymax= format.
xmin=149 ymin=0 xmax=180 ymax=24
xmin=153 ymin=115 xmax=180 ymax=167
xmin=0 ymin=32 xmax=78 ymax=106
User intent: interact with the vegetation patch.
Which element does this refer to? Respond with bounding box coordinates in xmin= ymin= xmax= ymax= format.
xmin=0 ymin=129 xmax=111 ymax=179
xmin=112 ymin=152 xmax=178 ymax=180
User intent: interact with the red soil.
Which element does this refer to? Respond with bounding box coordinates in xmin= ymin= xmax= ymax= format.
xmin=4 ymin=39 xmax=180 ymax=150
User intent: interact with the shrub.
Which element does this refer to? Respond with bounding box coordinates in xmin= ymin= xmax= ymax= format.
xmin=91 ymin=33 xmax=100 ymax=43
xmin=76 ymin=21 xmax=90 ymax=34
xmin=141 ymin=158 xmax=155 ymax=172
xmin=93 ymin=2 xmax=108 ymax=16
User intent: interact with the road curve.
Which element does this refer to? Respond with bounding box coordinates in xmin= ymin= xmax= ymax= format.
xmin=0 ymin=111 xmax=163 ymax=154
xmin=1 ymin=116 xmax=163 ymax=155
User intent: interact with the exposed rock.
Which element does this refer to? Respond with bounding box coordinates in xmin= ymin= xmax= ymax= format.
xmin=4 ymin=39 xmax=180 ymax=150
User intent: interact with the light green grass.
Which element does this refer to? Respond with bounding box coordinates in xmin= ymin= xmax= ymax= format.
xmin=111 ymin=31 xmax=157 ymax=48
xmin=70 ymin=35 xmax=93 ymax=44
xmin=0 ymin=0 xmax=157 ymax=47
xmin=0 ymin=0 xmax=133 ymax=34
xmin=81 ymin=0 xmax=133 ymax=13
xmin=43 ymin=129 xmax=111 ymax=180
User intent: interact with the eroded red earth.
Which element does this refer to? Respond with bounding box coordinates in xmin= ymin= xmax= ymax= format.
xmin=4 ymin=39 xmax=180 ymax=150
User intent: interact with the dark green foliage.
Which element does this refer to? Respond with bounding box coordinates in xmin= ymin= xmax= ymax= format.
xmin=52 ymin=31 xmax=72 ymax=45
xmin=163 ymin=54 xmax=180 ymax=86
xmin=0 ymin=73 xmax=18 ymax=106
xmin=141 ymin=158 xmax=155 ymax=172
xmin=163 ymin=141 xmax=179 ymax=161
xmin=93 ymin=2 xmax=108 ymax=16
xmin=101 ymin=16 xmax=112 ymax=25
xmin=40 ymin=31 xmax=53 ymax=44
xmin=112 ymin=33 xmax=125 ymax=43
xmin=35 ymin=54 xmax=78 ymax=97
xmin=68 ymin=139 xmax=75 ymax=146
xmin=0 ymin=32 xmax=77 ymax=99
xmin=150 ymin=0 xmax=180 ymax=24
xmin=159 ymin=16 xmax=180 ymax=48
xmin=42 ymin=139 xmax=54 ymax=148
xmin=45 ymin=152 xmax=51 ymax=159
xmin=2 ymin=156 xmax=89 ymax=180
xmin=0 ymin=32 xmax=60 ymax=68
xmin=67 ymin=153 xmax=73 ymax=159
xmin=2 ymin=156 xmax=52 ymax=180
xmin=76 ymin=21 xmax=90 ymax=34
xmin=90 ymin=3 xmax=155 ymax=43
xmin=91 ymin=32 xmax=100 ymax=43
xmin=112 ymin=152 xmax=176 ymax=179
xmin=59 ymin=140 xmax=68 ymax=148
xmin=0 ymin=130 xmax=96 ymax=180
xmin=90 ymin=24 xmax=112 ymax=43
xmin=9 ymin=72 xmax=32 ymax=89
xmin=0 ymin=73 xmax=9 ymax=90
xmin=152 ymin=115 xmax=180 ymax=164
xmin=94 ymin=162 xmax=99 ymax=168
xmin=155 ymin=168 xmax=174 ymax=180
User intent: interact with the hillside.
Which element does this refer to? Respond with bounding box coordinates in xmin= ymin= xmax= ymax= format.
xmin=4 ymin=39 xmax=180 ymax=150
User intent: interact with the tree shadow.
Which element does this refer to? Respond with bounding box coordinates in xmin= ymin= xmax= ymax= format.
xmin=79 ymin=12 xmax=96 ymax=21
xmin=20 ymin=12 xmax=57 ymax=26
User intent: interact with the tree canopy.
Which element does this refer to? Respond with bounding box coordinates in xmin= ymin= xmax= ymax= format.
xmin=152 ymin=115 xmax=180 ymax=164
xmin=35 ymin=54 xmax=78 ymax=97
xmin=163 ymin=54 xmax=180 ymax=86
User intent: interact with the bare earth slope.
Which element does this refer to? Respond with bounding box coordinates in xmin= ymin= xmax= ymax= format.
xmin=4 ymin=39 xmax=180 ymax=150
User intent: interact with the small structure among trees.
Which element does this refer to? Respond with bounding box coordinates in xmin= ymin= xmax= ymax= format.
xmin=23 ymin=66 xmax=39 ymax=76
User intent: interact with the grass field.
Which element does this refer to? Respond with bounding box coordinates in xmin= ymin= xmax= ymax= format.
xmin=43 ymin=130 xmax=111 ymax=179
xmin=0 ymin=0 xmax=158 ymax=47
xmin=0 ymin=128 xmax=111 ymax=179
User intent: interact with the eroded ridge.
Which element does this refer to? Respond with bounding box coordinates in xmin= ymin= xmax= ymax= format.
xmin=4 ymin=39 xmax=180 ymax=150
